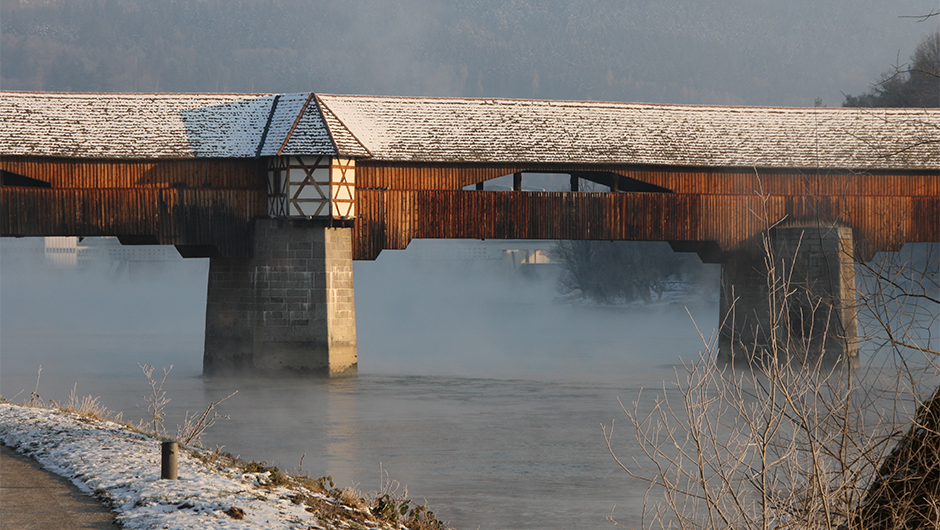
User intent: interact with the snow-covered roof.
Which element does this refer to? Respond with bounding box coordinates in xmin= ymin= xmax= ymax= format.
xmin=0 ymin=92 xmax=339 ymax=159
xmin=2 ymin=91 xmax=938 ymax=170
xmin=316 ymin=95 xmax=939 ymax=170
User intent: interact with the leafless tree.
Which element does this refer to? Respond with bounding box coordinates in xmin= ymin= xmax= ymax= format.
xmin=607 ymin=207 xmax=939 ymax=529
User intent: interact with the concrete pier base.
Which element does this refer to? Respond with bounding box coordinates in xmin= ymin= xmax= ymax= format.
xmin=718 ymin=226 xmax=858 ymax=367
xmin=203 ymin=219 xmax=357 ymax=376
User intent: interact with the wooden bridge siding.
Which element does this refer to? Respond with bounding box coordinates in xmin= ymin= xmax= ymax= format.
xmin=634 ymin=170 xmax=940 ymax=197
xmin=353 ymin=190 xmax=704 ymax=260
xmin=0 ymin=157 xmax=267 ymax=257
xmin=1 ymin=188 xmax=265 ymax=256
xmin=1 ymin=156 xmax=264 ymax=189
xmin=352 ymin=190 xmax=940 ymax=261
xmin=356 ymin=162 xmax=939 ymax=197
xmin=2 ymin=157 xmax=935 ymax=260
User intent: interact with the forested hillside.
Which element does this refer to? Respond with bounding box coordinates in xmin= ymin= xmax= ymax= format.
xmin=844 ymin=30 xmax=939 ymax=107
xmin=1 ymin=0 xmax=931 ymax=106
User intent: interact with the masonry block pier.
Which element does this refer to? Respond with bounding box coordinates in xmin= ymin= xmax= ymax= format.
xmin=718 ymin=226 xmax=859 ymax=367
xmin=204 ymin=219 xmax=357 ymax=376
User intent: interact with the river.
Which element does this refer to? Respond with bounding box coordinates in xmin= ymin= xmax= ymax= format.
xmin=1 ymin=239 xmax=720 ymax=529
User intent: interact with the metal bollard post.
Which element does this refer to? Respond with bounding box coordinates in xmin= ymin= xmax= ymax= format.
xmin=161 ymin=441 xmax=178 ymax=480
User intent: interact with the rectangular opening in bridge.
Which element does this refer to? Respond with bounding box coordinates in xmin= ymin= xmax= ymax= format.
xmin=462 ymin=173 xmax=577 ymax=192
xmin=567 ymin=171 xmax=673 ymax=193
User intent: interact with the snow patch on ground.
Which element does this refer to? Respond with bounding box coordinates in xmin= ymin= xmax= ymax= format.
xmin=0 ymin=403 xmax=386 ymax=530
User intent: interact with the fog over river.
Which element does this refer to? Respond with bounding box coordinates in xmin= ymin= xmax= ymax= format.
xmin=0 ymin=239 xmax=721 ymax=529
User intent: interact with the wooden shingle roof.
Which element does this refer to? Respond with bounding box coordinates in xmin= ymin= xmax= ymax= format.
xmin=0 ymin=92 xmax=294 ymax=158
xmin=2 ymin=91 xmax=937 ymax=171
xmin=316 ymin=95 xmax=940 ymax=170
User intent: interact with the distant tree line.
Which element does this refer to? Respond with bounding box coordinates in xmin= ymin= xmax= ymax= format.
xmin=844 ymin=30 xmax=939 ymax=108
xmin=550 ymin=240 xmax=705 ymax=305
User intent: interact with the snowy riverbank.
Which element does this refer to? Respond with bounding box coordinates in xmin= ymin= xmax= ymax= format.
xmin=0 ymin=402 xmax=445 ymax=530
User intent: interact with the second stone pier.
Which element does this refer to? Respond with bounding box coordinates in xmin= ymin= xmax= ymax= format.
xmin=718 ymin=225 xmax=859 ymax=367
xmin=203 ymin=218 xmax=357 ymax=376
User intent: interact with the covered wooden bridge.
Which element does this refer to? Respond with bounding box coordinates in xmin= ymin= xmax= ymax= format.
xmin=1 ymin=92 xmax=937 ymax=374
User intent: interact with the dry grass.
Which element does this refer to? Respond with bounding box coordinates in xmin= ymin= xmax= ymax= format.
xmin=10 ymin=368 xmax=124 ymax=424
xmin=193 ymin=451 xmax=450 ymax=530
xmin=57 ymin=383 xmax=123 ymax=423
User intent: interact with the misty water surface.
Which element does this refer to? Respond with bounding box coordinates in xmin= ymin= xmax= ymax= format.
xmin=1 ymin=239 xmax=722 ymax=529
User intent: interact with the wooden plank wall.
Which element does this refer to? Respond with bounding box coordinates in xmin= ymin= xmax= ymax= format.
xmin=2 ymin=157 xmax=263 ymax=189
xmin=1 ymin=156 xmax=266 ymax=257
xmin=2 ymin=157 xmax=936 ymax=262
xmin=353 ymin=163 xmax=939 ymax=261
xmin=357 ymin=161 xmax=940 ymax=197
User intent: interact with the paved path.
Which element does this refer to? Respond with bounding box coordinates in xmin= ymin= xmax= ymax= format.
xmin=0 ymin=444 xmax=119 ymax=529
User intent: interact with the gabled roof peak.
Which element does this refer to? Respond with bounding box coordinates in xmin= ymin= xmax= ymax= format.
xmin=0 ymin=91 xmax=341 ymax=159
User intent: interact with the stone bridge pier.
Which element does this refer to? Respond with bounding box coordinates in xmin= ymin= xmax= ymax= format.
xmin=202 ymin=219 xmax=861 ymax=376
xmin=203 ymin=218 xmax=357 ymax=376
xmin=203 ymin=154 xmax=359 ymax=376
xmin=716 ymin=225 xmax=859 ymax=367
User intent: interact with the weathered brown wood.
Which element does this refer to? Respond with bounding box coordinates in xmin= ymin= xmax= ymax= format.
xmin=356 ymin=161 xmax=940 ymax=196
xmin=1 ymin=187 xmax=265 ymax=257
xmin=351 ymin=190 xmax=939 ymax=261
xmin=2 ymin=156 xmax=936 ymax=262
xmin=0 ymin=156 xmax=266 ymax=257
xmin=0 ymin=156 xmax=265 ymax=189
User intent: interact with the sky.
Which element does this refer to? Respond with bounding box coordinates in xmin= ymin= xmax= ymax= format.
xmin=1 ymin=0 xmax=938 ymax=107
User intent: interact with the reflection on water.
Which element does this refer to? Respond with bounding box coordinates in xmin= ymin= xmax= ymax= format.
xmin=192 ymin=373 xmax=680 ymax=530
xmin=1 ymin=365 xmax=692 ymax=529
xmin=1 ymin=241 xmax=719 ymax=529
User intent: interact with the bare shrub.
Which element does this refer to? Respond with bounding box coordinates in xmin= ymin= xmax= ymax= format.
xmin=27 ymin=365 xmax=45 ymax=408
xmin=177 ymin=390 xmax=237 ymax=446
xmin=610 ymin=217 xmax=939 ymax=528
xmin=138 ymin=363 xmax=171 ymax=436
xmin=136 ymin=363 xmax=236 ymax=447
xmin=856 ymin=244 xmax=939 ymax=360
xmin=607 ymin=348 xmax=922 ymax=529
